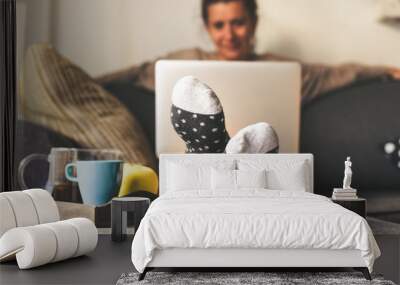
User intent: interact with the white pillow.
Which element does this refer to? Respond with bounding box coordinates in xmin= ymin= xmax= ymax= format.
xmin=266 ymin=163 xmax=307 ymax=191
xmin=211 ymin=169 xmax=267 ymax=190
xmin=238 ymin=159 xmax=309 ymax=191
xmin=211 ymin=168 xmax=236 ymax=190
xmin=236 ymin=169 xmax=267 ymax=189
xmin=167 ymin=160 xmax=235 ymax=191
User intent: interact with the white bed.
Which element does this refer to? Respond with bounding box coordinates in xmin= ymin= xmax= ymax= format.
xmin=131 ymin=154 xmax=380 ymax=280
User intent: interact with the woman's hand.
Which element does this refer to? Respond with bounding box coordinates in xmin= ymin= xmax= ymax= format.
xmin=389 ymin=67 xmax=400 ymax=80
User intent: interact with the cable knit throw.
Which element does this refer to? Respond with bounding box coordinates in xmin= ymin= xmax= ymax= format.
xmin=19 ymin=44 xmax=156 ymax=168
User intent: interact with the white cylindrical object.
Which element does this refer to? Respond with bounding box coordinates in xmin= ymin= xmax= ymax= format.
xmin=65 ymin=218 xmax=98 ymax=257
xmin=23 ymin=189 xmax=60 ymax=223
xmin=0 ymin=226 xmax=57 ymax=269
xmin=0 ymin=196 xmax=17 ymax=237
xmin=17 ymin=226 xmax=57 ymax=269
xmin=1 ymin=192 xmax=39 ymax=227
xmin=43 ymin=221 xmax=79 ymax=262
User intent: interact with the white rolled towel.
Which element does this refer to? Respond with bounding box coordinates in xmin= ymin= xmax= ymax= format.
xmin=225 ymin=122 xmax=279 ymax=154
xmin=0 ymin=218 xmax=97 ymax=269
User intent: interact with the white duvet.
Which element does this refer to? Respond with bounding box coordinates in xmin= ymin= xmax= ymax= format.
xmin=131 ymin=190 xmax=380 ymax=273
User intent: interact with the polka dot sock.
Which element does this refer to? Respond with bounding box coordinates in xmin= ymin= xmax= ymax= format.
xmin=171 ymin=76 xmax=230 ymax=153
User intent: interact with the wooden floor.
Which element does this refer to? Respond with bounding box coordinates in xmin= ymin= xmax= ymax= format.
xmin=0 ymin=235 xmax=134 ymax=285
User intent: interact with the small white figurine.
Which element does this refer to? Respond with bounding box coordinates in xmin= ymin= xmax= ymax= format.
xmin=342 ymin=156 xmax=353 ymax=189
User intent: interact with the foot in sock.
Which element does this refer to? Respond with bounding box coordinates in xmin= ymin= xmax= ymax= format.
xmin=171 ymin=76 xmax=230 ymax=153
xmin=225 ymin=122 xmax=279 ymax=154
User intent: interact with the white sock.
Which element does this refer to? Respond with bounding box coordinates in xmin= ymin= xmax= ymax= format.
xmin=225 ymin=122 xmax=279 ymax=154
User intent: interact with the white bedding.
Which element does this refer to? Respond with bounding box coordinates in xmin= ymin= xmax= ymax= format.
xmin=131 ymin=190 xmax=380 ymax=273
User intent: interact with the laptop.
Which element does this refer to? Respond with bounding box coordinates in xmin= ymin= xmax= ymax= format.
xmin=155 ymin=60 xmax=301 ymax=155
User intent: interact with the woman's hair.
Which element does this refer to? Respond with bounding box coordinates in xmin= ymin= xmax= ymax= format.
xmin=201 ymin=0 xmax=258 ymax=25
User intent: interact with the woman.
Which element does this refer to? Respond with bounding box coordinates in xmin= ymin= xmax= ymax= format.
xmin=98 ymin=0 xmax=400 ymax=104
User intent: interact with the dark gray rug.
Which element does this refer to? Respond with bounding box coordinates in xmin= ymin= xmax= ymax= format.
xmin=116 ymin=272 xmax=395 ymax=285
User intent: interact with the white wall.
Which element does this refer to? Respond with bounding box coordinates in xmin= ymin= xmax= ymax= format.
xmin=257 ymin=0 xmax=400 ymax=66
xmin=52 ymin=0 xmax=212 ymax=76
xmin=18 ymin=0 xmax=400 ymax=77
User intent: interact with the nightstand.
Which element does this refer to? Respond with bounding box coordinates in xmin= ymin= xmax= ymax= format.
xmin=331 ymin=198 xmax=366 ymax=218
xmin=111 ymin=197 xmax=150 ymax=242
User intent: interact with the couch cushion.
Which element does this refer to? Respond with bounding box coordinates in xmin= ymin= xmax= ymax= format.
xmin=19 ymin=44 xmax=156 ymax=168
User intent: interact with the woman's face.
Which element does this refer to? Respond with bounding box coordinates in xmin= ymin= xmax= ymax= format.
xmin=206 ymin=1 xmax=256 ymax=60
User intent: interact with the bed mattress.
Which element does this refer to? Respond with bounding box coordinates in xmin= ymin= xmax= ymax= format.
xmin=131 ymin=190 xmax=380 ymax=273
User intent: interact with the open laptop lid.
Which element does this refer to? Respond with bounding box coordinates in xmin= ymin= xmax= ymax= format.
xmin=155 ymin=60 xmax=301 ymax=155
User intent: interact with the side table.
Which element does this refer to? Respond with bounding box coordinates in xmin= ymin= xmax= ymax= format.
xmin=331 ymin=198 xmax=366 ymax=218
xmin=111 ymin=197 xmax=150 ymax=242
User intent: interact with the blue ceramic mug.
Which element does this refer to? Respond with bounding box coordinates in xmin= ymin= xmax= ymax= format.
xmin=65 ymin=160 xmax=123 ymax=206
